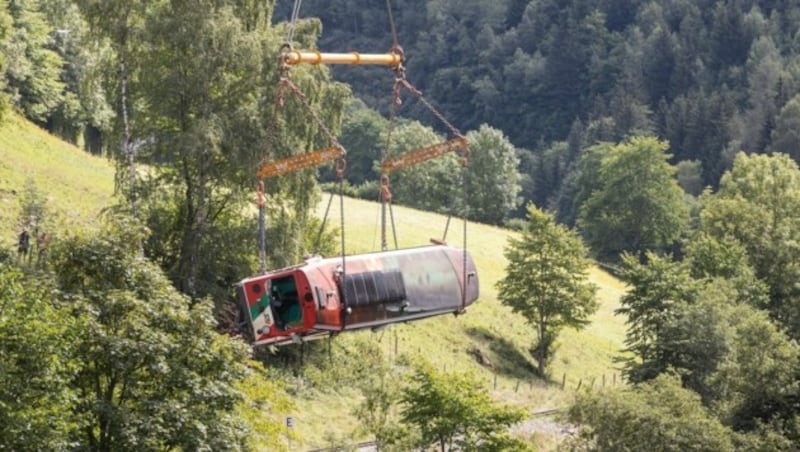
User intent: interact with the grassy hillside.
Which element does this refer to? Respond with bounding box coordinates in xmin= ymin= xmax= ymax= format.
xmin=0 ymin=113 xmax=628 ymax=449
xmin=0 ymin=112 xmax=116 ymax=251
xmin=315 ymin=196 xmax=627 ymax=390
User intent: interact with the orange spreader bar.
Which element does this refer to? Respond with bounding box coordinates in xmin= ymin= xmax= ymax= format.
xmin=381 ymin=137 xmax=468 ymax=174
xmin=283 ymin=50 xmax=403 ymax=67
xmin=258 ymin=147 xmax=344 ymax=179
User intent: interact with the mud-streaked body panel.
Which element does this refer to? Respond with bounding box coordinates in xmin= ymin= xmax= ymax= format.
xmin=236 ymin=245 xmax=479 ymax=346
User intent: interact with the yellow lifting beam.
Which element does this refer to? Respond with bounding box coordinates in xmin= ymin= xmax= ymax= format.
xmin=283 ymin=49 xmax=403 ymax=67
xmin=381 ymin=136 xmax=468 ymax=174
xmin=258 ymin=146 xmax=344 ymax=179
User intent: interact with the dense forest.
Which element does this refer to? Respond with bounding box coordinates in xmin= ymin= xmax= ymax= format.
xmin=279 ymin=0 xmax=800 ymax=215
xmin=2 ymin=0 xmax=800 ymax=450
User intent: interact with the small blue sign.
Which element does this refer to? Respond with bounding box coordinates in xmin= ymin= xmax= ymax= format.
xmin=286 ymin=416 xmax=294 ymax=428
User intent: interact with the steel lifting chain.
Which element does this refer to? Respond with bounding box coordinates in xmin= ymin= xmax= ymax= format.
xmin=275 ymin=62 xmax=348 ymax=259
xmin=282 ymin=81 xmax=344 ymax=153
xmin=379 ymin=50 xmax=406 ymax=250
xmin=398 ymin=79 xmax=462 ymax=139
xmin=254 ymin=49 xmax=295 ymax=274
xmin=260 ymin=4 xmax=348 ymax=267
xmin=391 ymin=64 xmax=470 ymax=168
xmin=276 ymin=48 xmax=347 ymax=170
xmin=382 ymin=21 xmax=470 ymax=289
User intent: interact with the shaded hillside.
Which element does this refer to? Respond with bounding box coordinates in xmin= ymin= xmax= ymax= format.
xmin=280 ymin=0 xmax=800 ymax=212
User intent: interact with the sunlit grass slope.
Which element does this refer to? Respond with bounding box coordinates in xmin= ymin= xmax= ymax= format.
xmin=319 ymin=195 xmax=627 ymax=388
xmin=0 ymin=112 xmax=116 ymax=250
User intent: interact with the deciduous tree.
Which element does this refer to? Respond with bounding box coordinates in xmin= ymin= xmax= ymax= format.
xmin=568 ymin=375 xmax=736 ymax=451
xmin=496 ymin=204 xmax=598 ymax=375
xmin=464 ymin=124 xmax=521 ymax=225
xmin=0 ymin=265 xmax=77 ymax=450
xmin=684 ymin=232 xmax=769 ymax=308
xmin=2 ymin=0 xmax=64 ymax=122
xmin=39 ymin=0 xmax=113 ymax=146
xmin=0 ymin=1 xmax=11 ymax=121
xmin=708 ymin=303 xmax=800 ymax=431
xmin=353 ymin=342 xmax=414 ymax=450
xmin=554 ymin=142 xmax=610 ymax=228
xmin=699 ymin=152 xmax=800 ymax=338
xmin=616 ymin=251 xmax=699 ymax=382
xmin=400 ymin=360 xmax=528 ymax=451
xmin=51 ymin=217 xmax=252 ymax=450
xmin=579 ymin=136 xmax=689 ymax=259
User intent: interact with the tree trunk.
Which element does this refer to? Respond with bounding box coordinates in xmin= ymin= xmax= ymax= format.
xmin=176 ymin=149 xmax=212 ymax=299
xmin=120 ymin=56 xmax=137 ymax=223
xmin=537 ymin=322 xmax=545 ymax=376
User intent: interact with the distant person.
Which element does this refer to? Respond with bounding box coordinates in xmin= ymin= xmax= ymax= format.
xmin=17 ymin=228 xmax=30 ymax=264
xmin=36 ymin=232 xmax=50 ymax=268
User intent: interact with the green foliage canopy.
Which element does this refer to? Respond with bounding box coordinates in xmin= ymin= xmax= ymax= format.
xmin=0 ymin=0 xmax=11 ymax=120
xmin=1 ymin=214 xmax=287 ymax=450
xmin=400 ymin=359 xmax=529 ymax=451
xmin=579 ymin=136 xmax=689 ymax=259
xmin=699 ymin=152 xmax=800 ymax=338
xmin=352 ymin=340 xmax=415 ymax=450
xmin=0 ymin=264 xmax=77 ymax=450
xmin=568 ymin=374 xmax=736 ymax=451
xmin=51 ymin=216 xmax=252 ymax=450
xmin=2 ymin=0 xmax=64 ymax=122
xmin=656 ymin=278 xmax=797 ymax=422
xmin=617 ymin=252 xmax=699 ymax=382
xmin=616 ymin=247 xmax=800 ymax=437
xmin=496 ymin=204 xmax=598 ymax=375
xmin=464 ymin=124 xmax=521 ymax=225
xmin=36 ymin=0 xmax=113 ymax=145
xmin=708 ymin=301 xmax=800 ymax=431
